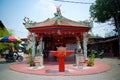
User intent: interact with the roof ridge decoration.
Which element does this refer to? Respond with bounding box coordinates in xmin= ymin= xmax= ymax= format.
xmin=54 ymin=5 xmax=62 ymax=17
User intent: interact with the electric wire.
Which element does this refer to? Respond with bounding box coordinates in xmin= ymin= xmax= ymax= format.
xmin=54 ymin=0 xmax=93 ymax=4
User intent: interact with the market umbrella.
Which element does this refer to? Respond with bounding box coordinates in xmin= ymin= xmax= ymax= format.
xmin=0 ymin=36 xmax=22 ymax=42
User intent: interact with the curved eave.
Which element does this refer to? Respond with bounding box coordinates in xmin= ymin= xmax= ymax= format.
xmin=27 ymin=25 xmax=91 ymax=33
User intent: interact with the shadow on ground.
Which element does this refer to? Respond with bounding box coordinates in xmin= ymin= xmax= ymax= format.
xmin=0 ymin=61 xmax=14 ymax=64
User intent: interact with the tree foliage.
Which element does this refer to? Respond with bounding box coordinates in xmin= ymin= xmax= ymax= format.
xmin=89 ymin=0 xmax=120 ymax=55
xmin=0 ymin=28 xmax=12 ymax=37
xmin=90 ymin=0 xmax=120 ymax=29
xmin=0 ymin=28 xmax=13 ymax=51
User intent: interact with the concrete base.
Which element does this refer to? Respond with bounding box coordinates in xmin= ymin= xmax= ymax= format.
xmin=46 ymin=69 xmax=73 ymax=73
xmin=74 ymin=66 xmax=92 ymax=70
xmin=27 ymin=66 xmax=44 ymax=70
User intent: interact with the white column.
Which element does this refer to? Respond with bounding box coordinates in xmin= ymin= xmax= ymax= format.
xmin=32 ymin=33 xmax=36 ymax=58
xmin=75 ymin=54 xmax=80 ymax=67
xmin=83 ymin=32 xmax=88 ymax=58
xmin=75 ymin=36 xmax=82 ymax=67
xmin=39 ymin=54 xmax=43 ymax=66
xmin=39 ymin=37 xmax=44 ymax=67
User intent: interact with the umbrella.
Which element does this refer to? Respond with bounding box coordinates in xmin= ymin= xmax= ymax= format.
xmin=0 ymin=36 xmax=22 ymax=42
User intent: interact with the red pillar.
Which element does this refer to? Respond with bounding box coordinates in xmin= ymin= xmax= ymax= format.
xmin=58 ymin=54 xmax=65 ymax=72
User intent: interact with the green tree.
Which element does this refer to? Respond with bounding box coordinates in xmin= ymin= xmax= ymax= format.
xmin=0 ymin=28 xmax=13 ymax=52
xmin=89 ymin=0 xmax=120 ymax=55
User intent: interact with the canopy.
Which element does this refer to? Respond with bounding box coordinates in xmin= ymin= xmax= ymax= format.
xmin=0 ymin=36 xmax=22 ymax=42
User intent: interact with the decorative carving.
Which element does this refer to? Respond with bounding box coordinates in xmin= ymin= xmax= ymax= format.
xmin=23 ymin=17 xmax=30 ymax=23
xmin=26 ymin=33 xmax=36 ymax=58
xmin=76 ymin=36 xmax=82 ymax=54
xmin=37 ymin=37 xmax=44 ymax=55
xmin=83 ymin=32 xmax=88 ymax=58
xmin=23 ymin=17 xmax=36 ymax=23
xmin=57 ymin=30 xmax=62 ymax=35
xmin=56 ymin=5 xmax=62 ymax=15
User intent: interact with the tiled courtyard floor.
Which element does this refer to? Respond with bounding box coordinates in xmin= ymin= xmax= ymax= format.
xmin=0 ymin=58 xmax=120 ymax=80
xmin=9 ymin=60 xmax=111 ymax=76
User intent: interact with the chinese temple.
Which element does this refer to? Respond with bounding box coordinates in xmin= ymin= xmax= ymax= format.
xmin=23 ymin=7 xmax=91 ymax=61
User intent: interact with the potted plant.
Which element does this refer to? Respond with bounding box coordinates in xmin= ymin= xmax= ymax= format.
xmin=28 ymin=48 xmax=35 ymax=66
xmin=87 ymin=51 xmax=95 ymax=66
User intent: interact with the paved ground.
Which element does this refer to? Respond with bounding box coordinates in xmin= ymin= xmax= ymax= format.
xmin=0 ymin=58 xmax=120 ymax=80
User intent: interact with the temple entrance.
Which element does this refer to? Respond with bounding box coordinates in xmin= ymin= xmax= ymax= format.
xmin=43 ymin=35 xmax=65 ymax=49
xmin=53 ymin=35 xmax=65 ymax=47
xmin=43 ymin=35 xmax=77 ymax=61
xmin=43 ymin=35 xmax=66 ymax=61
xmin=43 ymin=35 xmax=76 ymax=50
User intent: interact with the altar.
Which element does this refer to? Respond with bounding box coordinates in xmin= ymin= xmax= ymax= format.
xmin=50 ymin=47 xmax=74 ymax=72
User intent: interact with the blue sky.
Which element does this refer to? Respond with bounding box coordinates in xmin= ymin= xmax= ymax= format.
xmin=0 ymin=0 xmax=114 ymax=38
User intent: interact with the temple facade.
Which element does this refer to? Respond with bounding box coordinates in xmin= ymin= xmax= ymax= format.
xmin=23 ymin=7 xmax=91 ymax=61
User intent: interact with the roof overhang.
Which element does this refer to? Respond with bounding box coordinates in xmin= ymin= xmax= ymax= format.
xmin=27 ymin=25 xmax=91 ymax=34
xmin=27 ymin=26 xmax=90 ymax=37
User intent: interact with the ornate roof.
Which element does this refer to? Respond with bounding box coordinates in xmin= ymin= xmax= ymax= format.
xmin=23 ymin=7 xmax=91 ymax=34
xmin=24 ymin=15 xmax=90 ymax=28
